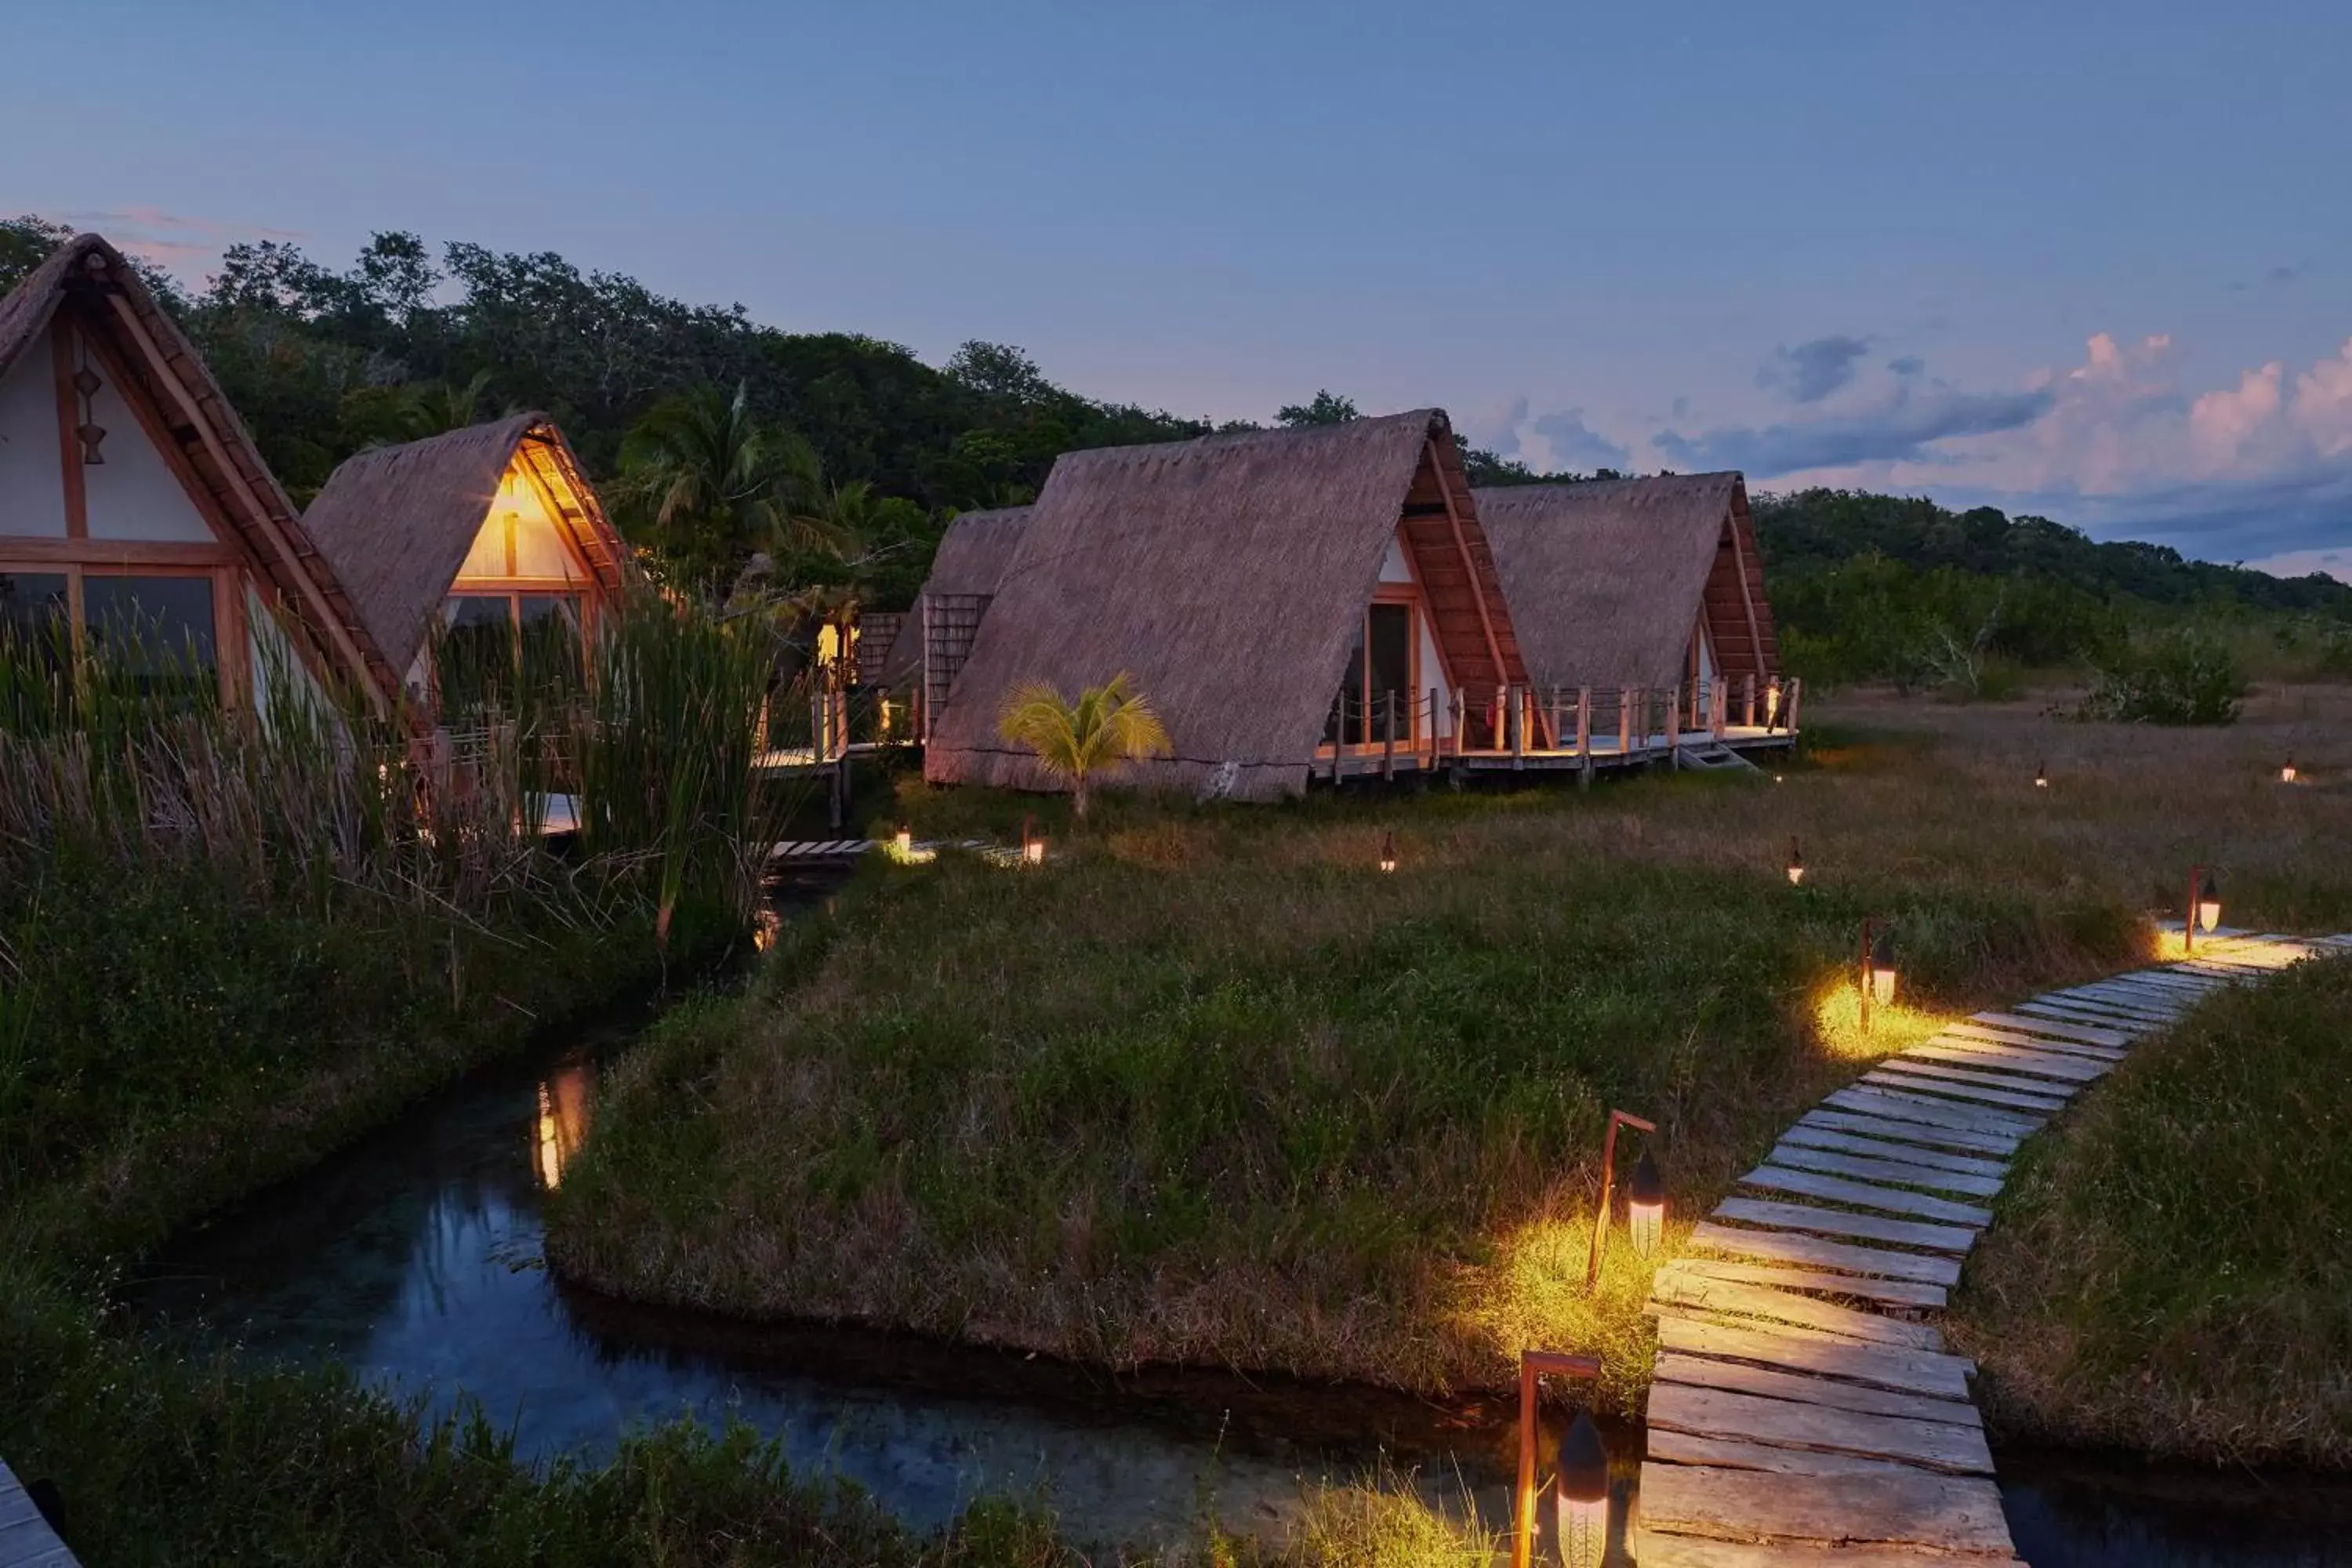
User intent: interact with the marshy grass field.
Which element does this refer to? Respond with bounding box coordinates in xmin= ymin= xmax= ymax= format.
xmin=547 ymin=683 xmax=2352 ymax=1420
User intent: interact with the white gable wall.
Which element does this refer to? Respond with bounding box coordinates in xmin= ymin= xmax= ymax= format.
xmin=1375 ymin=526 xmax=1456 ymax=741
xmin=0 ymin=327 xmax=68 ymax=539
xmin=83 ymin=370 xmax=214 ymax=542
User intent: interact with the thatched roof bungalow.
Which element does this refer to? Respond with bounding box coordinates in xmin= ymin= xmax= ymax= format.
xmin=925 ymin=410 xmax=1534 ymax=801
xmin=0 ymin=233 xmax=401 ymax=714
xmin=873 ymin=503 xmax=1029 ymax=723
xmin=1475 ymin=473 xmax=1780 ymax=699
xmin=303 ymin=415 xmax=631 ymax=702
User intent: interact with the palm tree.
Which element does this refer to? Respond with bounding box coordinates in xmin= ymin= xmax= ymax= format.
xmin=996 ymin=674 xmax=1172 ymax=818
xmin=615 ymin=383 xmax=803 ymax=599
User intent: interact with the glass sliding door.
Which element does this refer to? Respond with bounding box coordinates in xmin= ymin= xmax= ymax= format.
xmin=1323 ymin=600 xmax=1421 ymax=750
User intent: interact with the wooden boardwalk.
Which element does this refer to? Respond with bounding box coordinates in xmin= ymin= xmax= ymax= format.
xmin=1632 ymin=929 xmax=2339 ymax=1565
xmin=0 ymin=1461 xmax=76 ymax=1568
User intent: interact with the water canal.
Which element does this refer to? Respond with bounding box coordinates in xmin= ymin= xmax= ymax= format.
xmin=121 ymin=898 xmax=2352 ymax=1560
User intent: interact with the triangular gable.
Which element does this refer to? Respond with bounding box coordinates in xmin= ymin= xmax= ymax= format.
xmin=0 ymin=234 xmax=401 ymax=714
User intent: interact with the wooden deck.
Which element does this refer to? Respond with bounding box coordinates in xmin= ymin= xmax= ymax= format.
xmin=0 ymin=1461 xmax=76 ymax=1568
xmin=1632 ymin=929 xmax=2343 ymax=1566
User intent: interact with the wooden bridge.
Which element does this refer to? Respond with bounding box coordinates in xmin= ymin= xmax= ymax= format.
xmin=1632 ymin=928 xmax=2346 ymax=1565
xmin=0 ymin=1461 xmax=74 ymax=1568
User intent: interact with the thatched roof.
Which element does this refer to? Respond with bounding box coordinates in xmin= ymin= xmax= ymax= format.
xmin=0 ymin=234 xmax=405 ymax=713
xmin=925 ymin=410 xmax=1530 ymax=801
xmin=1475 ymin=473 xmax=1780 ymax=691
xmin=303 ymin=415 xmax=630 ymax=676
xmin=874 ymin=505 xmax=1031 ymax=691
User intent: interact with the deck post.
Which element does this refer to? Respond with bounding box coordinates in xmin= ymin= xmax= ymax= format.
xmin=1618 ymin=688 xmax=1633 ymax=755
xmin=1576 ymin=686 xmax=1593 ymax=789
xmin=1427 ymin=685 xmax=1440 ymax=766
xmin=1787 ymin=676 xmax=1804 ymax=735
xmin=1382 ymin=690 xmax=1397 ymax=780
xmin=1452 ymin=688 xmax=1468 ymax=757
xmin=1743 ymin=673 xmax=1757 ymax=728
xmin=1511 ymin=684 xmax=1526 ymax=769
xmin=1711 ymin=677 xmax=1726 ymax=734
xmin=1666 ymin=684 xmax=1681 ymax=768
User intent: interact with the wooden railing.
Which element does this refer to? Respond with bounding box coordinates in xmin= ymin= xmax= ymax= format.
xmin=1318 ymin=675 xmax=1800 ymax=778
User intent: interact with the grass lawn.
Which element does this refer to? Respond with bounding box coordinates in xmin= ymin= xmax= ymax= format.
xmin=547 ymin=683 xmax=2352 ymax=1412
xmin=1951 ymin=949 xmax=2352 ymax=1468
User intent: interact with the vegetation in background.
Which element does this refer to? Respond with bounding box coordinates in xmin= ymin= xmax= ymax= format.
xmin=997 ymin=674 xmax=1174 ymax=818
xmin=2076 ymin=625 xmax=2250 ymax=725
xmin=1954 ymin=952 xmax=2352 ymax=1467
xmin=547 ymin=690 xmax=2352 ymax=1417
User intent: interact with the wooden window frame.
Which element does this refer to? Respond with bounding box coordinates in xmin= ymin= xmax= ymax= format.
xmin=0 ymin=556 xmax=246 ymax=706
xmin=1319 ymin=587 xmax=1427 ymax=757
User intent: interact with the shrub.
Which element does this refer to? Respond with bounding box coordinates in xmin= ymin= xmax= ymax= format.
xmin=2077 ymin=627 xmax=2246 ymax=724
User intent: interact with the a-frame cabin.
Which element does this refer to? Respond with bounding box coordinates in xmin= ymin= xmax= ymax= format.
xmin=0 ymin=234 xmax=400 ymax=713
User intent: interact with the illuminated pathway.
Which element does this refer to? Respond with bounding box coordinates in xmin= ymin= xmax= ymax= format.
xmin=1630 ymin=928 xmax=2350 ymax=1566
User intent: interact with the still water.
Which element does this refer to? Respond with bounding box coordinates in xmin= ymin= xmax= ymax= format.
xmin=124 ymin=1007 xmax=2352 ymax=1558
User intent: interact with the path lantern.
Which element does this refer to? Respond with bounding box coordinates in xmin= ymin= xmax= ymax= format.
xmin=1379 ymin=830 xmax=1398 ymax=874
xmin=1584 ymin=1109 xmax=1659 ymax=1290
xmin=2281 ymin=758 xmax=2298 ymax=784
xmin=2034 ymin=761 xmax=2048 ymax=789
xmin=1554 ymin=1408 xmax=1610 ymax=1568
xmin=895 ymin=822 xmax=913 ymax=857
xmin=1022 ymin=815 xmax=1045 ymax=866
xmin=2194 ymin=869 xmax=2220 ymax=931
xmin=1785 ymin=837 xmax=1805 ymax=886
xmin=1858 ymin=919 xmax=1896 ymax=1033
xmin=1625 ymin=1148 xmax=1667 ymax=1259
xmin=1511 ymin=1351 xmax=1604 ymax=1568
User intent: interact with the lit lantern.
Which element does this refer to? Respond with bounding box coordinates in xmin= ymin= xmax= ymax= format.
xmin=2034 ymin=761 xmax=2048 ymax=789
xmin=1785 ymin=837 xmax=1805 ymax=886
xmin=895 ymin=822 xmax=913 ymax=857
xmin=2195 ymin=871 xmax=2221 ymax=933
xmin=1379 ymin=830 xmax=1398 ymax=874
xmin=1022 ymin=815 xmax=1045 ymax=866
xmin=1869 ymin=928 xmax=1898 ymax=1007
xmin=1553 ymin=1409 xmax=1610 ymax=1568
xmin=1625 ymin=1148 xmax=1666 ymax=1259
xmin=2281 ymin=758 xmax=2298 ymax=784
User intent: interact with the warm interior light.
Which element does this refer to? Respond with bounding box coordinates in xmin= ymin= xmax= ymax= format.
xmin=1785 ymin=837 xmax=1804 ymax=886
xmin=2196 ymin=873 xmax=2221 ymax=933
xmin=1764 ymin=680 xmax=1781 ymax=724
xmin=1625 ymin=1148 xmax=1666 ymax=1259
xmin=1554 ymin=1409 xmax=1610 ymax=1568
xmin=1379 ymin=830 xmax=1398 ymax=874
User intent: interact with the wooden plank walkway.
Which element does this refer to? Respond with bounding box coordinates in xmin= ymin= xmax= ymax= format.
xmin=1633 ymin=931 xmax=2344 ymax=1565
xmin=0 ymin=1461 xmax=76 ymax=1568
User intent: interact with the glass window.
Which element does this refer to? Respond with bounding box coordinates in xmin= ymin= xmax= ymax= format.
xmin=1 ymin=572 xmax=72 ymax=722
xmin=517 ymin=593 xmax=584 ymax=689
xmin=82 ymin=575 xmax=217 ymax=699
xmin=1367 ymin=604 xmax=1412 ymax=742
xmin=437 ymin=593 xmax=516 ymax=713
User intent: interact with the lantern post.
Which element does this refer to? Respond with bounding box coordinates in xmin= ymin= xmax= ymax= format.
xmin=1512 ymin=1350 xmax=1607 ymax=1568
xmin=1586 ymin=1109 xmax=1661 ymax=1292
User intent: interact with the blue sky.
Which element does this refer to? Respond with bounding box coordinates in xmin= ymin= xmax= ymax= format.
xmin=8 ymin=1 xmax=2349 ymax=575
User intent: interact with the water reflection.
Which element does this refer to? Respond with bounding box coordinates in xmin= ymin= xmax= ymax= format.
xmin=532 ymin=1064 xmax=593 ymax=1191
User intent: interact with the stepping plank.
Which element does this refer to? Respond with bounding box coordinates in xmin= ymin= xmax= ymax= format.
xmin=1825 ymin=1086 xmax=2041 ymax=1139
xmin=1777 ymin=1125 xmax=2008 ymax=1180
xmin=1713 ymin=1196 xmax=1977 ymax=1254
xmin=1740 ymin=1165 xmax=1994 ymax=1225
xmin=2016 ymin=996 xmax=2157 ymax=1025
xmin=1667 ymin=1254 xmax=1948 ymax=1309
xmin=1864 ymin=1065 xmax=2073 ymax=1113
xmin=1643 ymin=1428 xmax=1919 ymax=1479
xmin=1907 ymin=1038 xmax=2109 ymax=1082
xmin=1650 ymin=1272 xmax=1947 ymax=1348
xmin=1636 ymin=1533 xmax=2025 ymax=1568
xmin=1655 ymin=1352 xmax=1977 ymax=1425
xmin=1875 ymin=1052 xmax=2080 ymax=1098
xmin=1767 ymin=1142 xmax=2005 ymax=1200
xmin=1688 ymin=1220 xmax=1963 ymax=1285
xmin=2050 ymin=982 xmax=2182 ymax=1011
xmin=1637 ymin=1464 xmax=2015 ymax=1553
xmin=1944 ymin=1019 xmax=2127 ymax=1058
xmin=1654 ymin=1315 xmax=1975 ymax=1400
xmin=1646 ymin=1385 xmax=1992 ymax=1473
xmin=1797 ymin=1109 xmax=2020 ymax=1159
xmin=1970 ymin=1011 xmax=2130 ymax=1047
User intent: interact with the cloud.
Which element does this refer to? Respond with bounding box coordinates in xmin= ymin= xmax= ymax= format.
xmin=1483 ymin=395 xmax=1631 ymax=474
xmin=2245 ymin=545 xmax=2352 ymax=583
xmin=2267 ymin=263 xmax=2304 ymax=285
xmin=1887 ymin=355 xmax=1925 ymax=377
xmin=1655 ymin=379 xmax=2054 ymax=474
xmin=1758 ymin=335 xmax=1872 ymax=404
xmin=55 ymin=207 xmax=305 ymax=280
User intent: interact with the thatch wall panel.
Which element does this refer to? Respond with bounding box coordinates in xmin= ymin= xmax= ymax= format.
xmin=925 ymin=410 xmax=1527 ymax=802
xmin=877 ymin=505 xmax=1030 ymax=692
